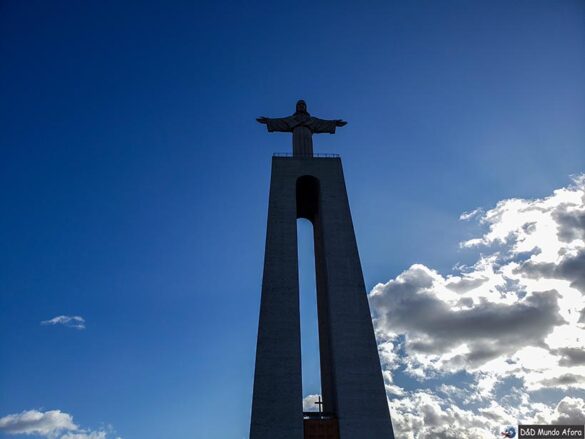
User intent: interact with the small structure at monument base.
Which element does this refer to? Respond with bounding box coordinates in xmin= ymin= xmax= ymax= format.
xmin=303 ymin=412 xmax=339 ymax=439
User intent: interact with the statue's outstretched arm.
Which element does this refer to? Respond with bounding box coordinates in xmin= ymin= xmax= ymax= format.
xmin=257 ymin=116 xmax=293 ymax=133
xmin=310 ymin=117 xmax=348 ymax=134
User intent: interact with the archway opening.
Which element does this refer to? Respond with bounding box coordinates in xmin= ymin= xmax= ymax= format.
xmin=297 ymin=218 xmax=322 ymax=405
xmin=296 ymin=175 xmax=322 ymax=410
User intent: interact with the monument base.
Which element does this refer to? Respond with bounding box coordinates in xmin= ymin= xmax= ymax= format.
xmin=303 ymin=413 xmax=339 ymax=439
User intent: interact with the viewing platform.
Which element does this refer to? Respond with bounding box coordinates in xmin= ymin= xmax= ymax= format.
xmin=273 ymin=153 xmax=340 ymax=158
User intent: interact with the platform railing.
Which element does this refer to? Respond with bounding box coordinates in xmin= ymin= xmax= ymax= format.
xmin=273 ymin=153 xmax=340 ymax=158
xmin=302 ymin=411 xmax=337 ymax=419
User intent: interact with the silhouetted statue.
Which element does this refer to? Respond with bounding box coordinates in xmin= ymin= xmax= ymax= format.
xmin=257 ymin=100 xmax=347 ymax=157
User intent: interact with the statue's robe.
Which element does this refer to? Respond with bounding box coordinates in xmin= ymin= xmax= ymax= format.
xmin=265 ymin=112 xmax=338 ymax=156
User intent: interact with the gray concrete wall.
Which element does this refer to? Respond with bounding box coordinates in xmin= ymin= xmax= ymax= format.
xmin=250 ymin=157 xmax=395 ymax=439
xmin=249 ymin=158 xmax=304 ymax=439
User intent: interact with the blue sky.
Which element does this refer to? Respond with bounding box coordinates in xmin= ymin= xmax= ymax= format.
xmin=1 ymin=1 xmax=584 ymax=438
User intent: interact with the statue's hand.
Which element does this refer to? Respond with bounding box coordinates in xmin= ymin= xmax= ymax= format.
xmin=335 ymin=120 xmax=347 ymax=127
xmin=257 ymin=117 xmax=269 ymax=124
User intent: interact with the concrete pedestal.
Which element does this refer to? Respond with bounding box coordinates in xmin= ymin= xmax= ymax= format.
xmin=250 ymin=156 xmax=395 ymax=439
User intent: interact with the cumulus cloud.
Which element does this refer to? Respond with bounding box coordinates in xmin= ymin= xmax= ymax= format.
xmin=554 ymin=205 xmax=585 ymax=243
xmin=389 ymin=390 xmax=499 ymax=439
xmin=445 ymin=275 xmax=488 ymax=294
xmin=519 ymin=250 xmax=585 ymax=294
xmin=0 ymin=409 xmax=119 ymax=439
xmin=556 ymin=347 xmax=585 ymax=366
xmin=0 ymin=410 xmax=76 ymax=436
xmin=371 ymin=266 xmax=564 ymax=369
xmin=548 ymin=397 xmax=585 ymax=424
xmin=370 ymin=175 xmax=585 ymax=437
xmin=41 ymin=315 xmax=86 ymax=330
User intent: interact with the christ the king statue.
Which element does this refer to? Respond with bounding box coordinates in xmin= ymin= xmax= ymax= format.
xmin=257 ymin=100 xmax=347 ymax=157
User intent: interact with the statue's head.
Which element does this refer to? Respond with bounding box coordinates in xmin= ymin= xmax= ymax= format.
xmin=296 ymin=100 xmax=307 ymax=114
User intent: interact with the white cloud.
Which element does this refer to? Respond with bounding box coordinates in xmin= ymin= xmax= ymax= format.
xmin=0 ymin=410 xmax=76 ymax=437
xmin=41 ymin=315 xmax=86 ymax=330
xmin=547 ymin=397 xmax=585 ymax=424
xmin=459 ymin=207 xmax=483 ymax=221
xmin=0 ymin=409 xmax=120 ymax=439
xmin=389 ymin=390 xmax=501 ymax=439
xmin=369 ymin=175 xmax=585 ymax=437
xmin=370 ymin=265 xmax=564 ymax=371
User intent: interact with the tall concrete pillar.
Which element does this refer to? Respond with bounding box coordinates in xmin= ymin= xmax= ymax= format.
xmin=250 ymin=156 xmax=395 ymax=439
